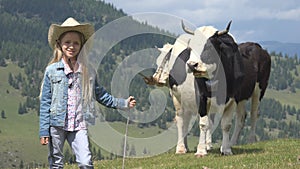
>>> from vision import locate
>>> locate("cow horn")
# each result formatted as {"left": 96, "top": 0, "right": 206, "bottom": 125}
{"left": 217, "top": 20, "right": 232, "bottom": 36}
{"left": 181, "top": 20, "right": 194, "bottom": 35}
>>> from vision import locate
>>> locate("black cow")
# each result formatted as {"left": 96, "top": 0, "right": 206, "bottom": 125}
{"left": 187, "top": 24, "right": 271, "bottom": 155}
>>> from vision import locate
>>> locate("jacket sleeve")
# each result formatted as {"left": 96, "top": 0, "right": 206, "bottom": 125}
{"left": 94, "top": 80, "right": 128, "bottom": 109}
{"left": 39, "top": 70, "right": 51, "bottom": 137}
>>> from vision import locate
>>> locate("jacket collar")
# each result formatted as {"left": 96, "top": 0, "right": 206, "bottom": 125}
{"left": 55, "top": 60, "right": 65, "bottom": 71}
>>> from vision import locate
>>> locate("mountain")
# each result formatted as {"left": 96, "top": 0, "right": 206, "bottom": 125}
{"left": 259, "top": 41, "right": 300, "bottom": 57}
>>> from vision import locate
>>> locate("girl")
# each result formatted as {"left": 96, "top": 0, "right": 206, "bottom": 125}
{"left": 39, "top": 17, "right": 136, "bottom": 169}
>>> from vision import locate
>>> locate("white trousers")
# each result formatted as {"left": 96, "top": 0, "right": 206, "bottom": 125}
{"left": 48, "top": 126, "right": 93, "bottom": 169}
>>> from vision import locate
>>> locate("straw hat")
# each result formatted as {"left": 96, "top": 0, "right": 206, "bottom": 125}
{"left": 48, "top": 17, "right": 94, "bottom": 49}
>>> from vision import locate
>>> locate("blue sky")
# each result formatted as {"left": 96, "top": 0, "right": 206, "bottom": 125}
{"left": 103, "top": 0, "right": 300, "bottom": 43}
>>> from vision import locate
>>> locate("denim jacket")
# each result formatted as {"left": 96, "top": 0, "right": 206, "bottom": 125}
{"left": 39, "top": 60, "right": 128, "bottom": 137}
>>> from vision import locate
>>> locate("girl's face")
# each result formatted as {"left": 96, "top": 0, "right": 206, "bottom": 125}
{"left": 60, "top": 32, "right": 82, "bottom": 60}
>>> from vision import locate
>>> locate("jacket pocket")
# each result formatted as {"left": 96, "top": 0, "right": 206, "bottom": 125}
{"left": 50, "top": 76, "right": 65, "bottom": 102}
{"left": 51, "top": 76, "right": 63, "bottom": 83}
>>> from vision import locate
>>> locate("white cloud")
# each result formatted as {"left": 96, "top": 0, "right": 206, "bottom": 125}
{"left": 276, "top": 8, "right": 300, "bottom": 20}
{"left": 105, "top": 0, "right": 299, "bottom": 21}
{"left": 103, "top": 0, "right": 300, "bottom": 43}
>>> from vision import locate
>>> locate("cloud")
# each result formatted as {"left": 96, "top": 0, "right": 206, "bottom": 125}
{"left": 103, "top": 0, "right": 300, "bottom": 43}
{"left": 276, "top": 8, "right": 300, "bottom": 20}
{"left": 106, "top": 0, "right": 299, "bottom": 21}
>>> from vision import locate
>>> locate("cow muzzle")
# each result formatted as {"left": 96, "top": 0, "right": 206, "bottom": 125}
{"left": 187, "top": 61, "right": 209, "bottom": 79}
{"left": 141, "top": 70, "right": 168, "bottom": 87}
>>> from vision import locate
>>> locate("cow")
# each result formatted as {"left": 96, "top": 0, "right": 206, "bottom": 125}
{"left": 142, "top": 22, "right": 242, "bottom": 156}
{"left": 186, "top": 22, "right": 271, "bottom": 155}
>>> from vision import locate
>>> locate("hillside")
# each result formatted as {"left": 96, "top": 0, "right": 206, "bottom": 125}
{"left": 1, "top": 0, "right": 300, "bottom": 168}
{"left": 260, "top": 41, "right": 300, "bottom": 58}
{"left": 70, "top": 139, "right": 300, "bottom": 169}
{"left": 0, "top": 62, "right": 48, "bottom": 168}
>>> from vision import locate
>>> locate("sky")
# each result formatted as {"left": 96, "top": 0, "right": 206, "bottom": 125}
{"left": 102, "top": 0, "right": 300, "bottom": 43}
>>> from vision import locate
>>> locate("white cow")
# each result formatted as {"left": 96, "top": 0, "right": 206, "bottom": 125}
{"left": 144, "top": 32, "right": 214, "bottom": 156}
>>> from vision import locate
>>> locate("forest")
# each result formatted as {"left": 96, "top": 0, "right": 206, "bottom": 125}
{"left": 0, "top": 0, "right": 300, "bottom": 167}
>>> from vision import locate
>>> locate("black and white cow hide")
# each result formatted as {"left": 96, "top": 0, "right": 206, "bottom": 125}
{"left": 187, "top": 25, "right": 271, "bottom": 156}
{"left": 143, "top": 21, "right": 241, "bottom": 156}
{"left": 143, "top": 33, "right": 214, "bottom": 156}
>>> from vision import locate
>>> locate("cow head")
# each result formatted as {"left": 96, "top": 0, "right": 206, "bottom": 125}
{"left": 142, "top": 43, "right": 173, "bottom": 86}
{"left": 186, "top": 21, "right": 233, "bottom": 78}
{"left": 143, "top": 34, "right": 193, "bottom": 88}
{"left": 186, "top": 21, "right": 245, "bottom": 96}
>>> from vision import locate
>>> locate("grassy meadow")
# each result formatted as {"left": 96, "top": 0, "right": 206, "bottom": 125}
{"left": 67, "top": 138, "right": 300, "bottom": 169}
{"left": 0, "top": 63, "right": 49, "bottom": 167}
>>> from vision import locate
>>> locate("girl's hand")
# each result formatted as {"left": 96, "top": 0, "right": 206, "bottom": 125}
{"left": 40, "top": 137, "right": 49, "bottom": 145}
{"left": 127, "top": 96, "right": 136, "bottom": 108}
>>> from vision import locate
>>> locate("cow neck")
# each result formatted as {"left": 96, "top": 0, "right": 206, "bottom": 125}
{"left": 158, "top": 48, "right": 172, "bottom": 71}
{"left": 169, "top": 47, "right": 192, "bottom": 88}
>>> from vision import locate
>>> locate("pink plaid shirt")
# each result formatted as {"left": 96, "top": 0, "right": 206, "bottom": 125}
{"left": 62, "top": 59, "right": 87, "bottom": 131}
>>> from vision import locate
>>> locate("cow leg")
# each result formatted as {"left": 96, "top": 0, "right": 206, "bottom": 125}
{"left": 206, "top": 114, "right": 213, "bottom": 151}
{"left": 175, "top": 112, "right": 191, "bottom": 154}
{"left": 230, "top": 100, "right": 247, "bottom": 146}
{"left": 195, "top": 94, "right": 209, "bottom": 157}
{"left": 195, "top": 115, "right": 209, "bottom": 157}
{"left": 172, "top": 95, "right": 187, "bottom": 154}
{"left": 183, "top": 110, "right": 192, "bottom": 152}
{"left": 248, "top": 83, "right": 260, "bottom": 143}
{"left": 220, "top": 99, "right": 236, "bottom": 155}
{"left": 205, "top": 100, "right": 213, "bottom": 151}
{"left": 205, "top": 98, "right": 222, "bottom": 151}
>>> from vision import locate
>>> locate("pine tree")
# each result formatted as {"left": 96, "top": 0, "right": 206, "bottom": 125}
{"left": 19, "top": 160, "right": 24, "bottom": 169}
{"left": 129, "top": 145, "right": 136, "bottom": 156}
{"left": 8, "top": 72, "right": 13, "bottom": 86}
{"left": 143, "top": 147, "right": 147, "bottom": 155}
{"left": 0, "top": 57, "right": 7, "bottom": 67}
{"left": 96, "top": 149, "right": 102, "bottom": 160}
{"left": 18, "top": 103, "right": 24, "bottom": 115}
{"left": 1, "top": 110, "right": 6, "bottom": 119}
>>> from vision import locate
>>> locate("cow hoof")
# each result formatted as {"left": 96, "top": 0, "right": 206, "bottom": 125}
{"left": 221, "top": 151, "right": 233, "bottom": 156}
{"left": 195, "top": 153, "right": 206, "bottom": 158}
{"left": 206, "top": 144, "right": 213, "bottom": 151}
{"left": 175, "top": 145, "right": 187, "bottom": 154}
{"left": 175, "top": 150, "right": 186, "bottom": 154}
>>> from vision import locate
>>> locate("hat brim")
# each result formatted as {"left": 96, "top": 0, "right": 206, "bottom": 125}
{"left": 48, "top": 23, "right": 94, "bottom": 49}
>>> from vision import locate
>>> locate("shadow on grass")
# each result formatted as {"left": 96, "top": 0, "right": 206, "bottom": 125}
{"left": 189, "top": 146, "right": 264, "bottom": 156}
{"left": 231, "top": 146, "right": 264, "bottom": 155}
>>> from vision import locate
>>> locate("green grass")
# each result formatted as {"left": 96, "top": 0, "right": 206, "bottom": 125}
{"left": 265, "top": 88, "right": 300, "bottom": 109}
{"left": 0, "top": 63, "right": 49, "bottom": 167}
{"left": 108, "top": 121, "right": 166, "bottom": 138}
{"left": 62, "top": 138, "right": 300, "bottom": 169}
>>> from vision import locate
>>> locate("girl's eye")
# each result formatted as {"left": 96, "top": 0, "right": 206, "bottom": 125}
{"left": 64, "top": 41, "right": 71, "bottom": 44}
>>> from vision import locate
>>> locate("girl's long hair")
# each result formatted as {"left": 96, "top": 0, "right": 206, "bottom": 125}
{"left": 78, "top": 42, "right": 94, "bottom": 105}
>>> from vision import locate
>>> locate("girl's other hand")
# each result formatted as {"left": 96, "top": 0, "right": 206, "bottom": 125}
{"left": 127, "top": 96, "right": 136, "bottom": 108}
{"left": 40, "top": 137, "right": 49, "bottom": 145}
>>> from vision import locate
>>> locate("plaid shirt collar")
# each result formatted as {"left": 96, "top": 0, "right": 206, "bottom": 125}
{"left": 61, "top": 59, "right": 82, "bottom": 75}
